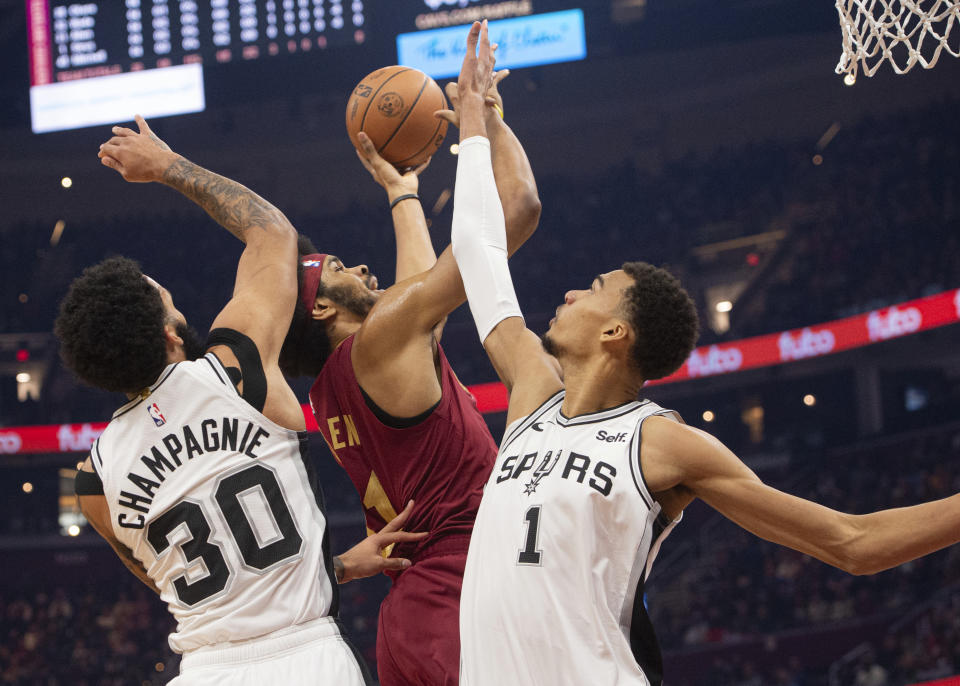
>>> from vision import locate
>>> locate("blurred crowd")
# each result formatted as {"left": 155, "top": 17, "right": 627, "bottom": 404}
{"left": 733, "top": 100, "right": 960, "bottom": 338}
{"left": 0, "top": 522, "right": 388, "bottom": 686}
{"left": 0, "top": 584, "right": 172, "bottom": 685}
{"left": 649, "top": 424, "right": 960, "bottom": 686}
{"left": 850, "top": 588, "right": 960, "bottom": 686}
{"left": 1, "top": 90, "right": 959, "bottom": 685}
{"left": 1, "top": 423, "right": 958, "bottom": 685}
{"left": 3, "top": 98, "right": 960, "bottom": 427}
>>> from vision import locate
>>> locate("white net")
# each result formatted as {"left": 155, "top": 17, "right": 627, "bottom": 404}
{"left": 835, "top": 0, "right": 960, "bottom": 79}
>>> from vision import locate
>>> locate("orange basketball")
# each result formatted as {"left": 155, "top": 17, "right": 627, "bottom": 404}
{"left": 346, "top": 66, "right": 449, "bottom": 169}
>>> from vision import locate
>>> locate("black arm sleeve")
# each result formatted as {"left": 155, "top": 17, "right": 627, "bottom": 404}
{"left": 206, "top": 327, "right": 268, "bottom": 412}
{"left": 75, "top": 469, "right": 105, "bottom": 496}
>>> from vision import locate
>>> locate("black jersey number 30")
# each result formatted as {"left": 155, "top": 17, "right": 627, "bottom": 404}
{"left": 147, "top": 464, "right": 303, "bottom": 606}
{"left": 518, "top": 505, "right": 544, "bottom": 566}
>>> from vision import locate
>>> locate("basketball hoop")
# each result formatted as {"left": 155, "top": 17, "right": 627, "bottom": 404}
{"left": 835, "top": 0, "right": 960, "bottom": 81}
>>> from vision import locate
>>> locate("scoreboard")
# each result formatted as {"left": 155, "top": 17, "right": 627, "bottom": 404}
{"left": 27, "top": 0, "right": 368, "bottom": 133}
{"left": 26, "top": 0, "right": 594, "bottom": 134}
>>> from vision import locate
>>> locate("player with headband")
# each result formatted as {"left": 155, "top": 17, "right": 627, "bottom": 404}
{"left": 449, "top": 22, "right": 960, "bottom": 686}
{"left": 275, "top": 23, "right": 540, "bottom": 686}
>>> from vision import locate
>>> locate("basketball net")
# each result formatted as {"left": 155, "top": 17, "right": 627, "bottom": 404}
{"left": 835, "top": 0, "right": 960, "bottom": 80}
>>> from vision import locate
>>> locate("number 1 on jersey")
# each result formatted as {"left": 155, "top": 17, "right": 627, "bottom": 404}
{"left": 518, "top": 505, "right": 543, "bottom": 566}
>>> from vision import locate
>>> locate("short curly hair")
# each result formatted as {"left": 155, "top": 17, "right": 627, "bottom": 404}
{"left": 54, "top": 256, "right": 169, "bottom": 394}
{"left": 620, "top": 261, "right": 699, "bottom": 381}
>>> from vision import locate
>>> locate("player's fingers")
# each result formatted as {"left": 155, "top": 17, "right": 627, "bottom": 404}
{"left": 379, "top": 531, "right": 429, "bottom": 546}
{"left": 488, "top": 44, "right": 498, "bottom": 73}
{"left": 99, "top": 141, "right": 123, "bottom": 156}
{"left": 134, "top": 114, "right": 151, "bottom": 134}
{"left": 356, "top": 131, "right": 380, "bottom": 159}
{"left": 355, "top": 149, "right": 377, "bottom": 175}
{"left": 100, "top": 156, "right": 123, "bottom": 172}
{"left": 478, "top": 21, "right": 490, "bottom": 60}
{"left": 444, "top": 81, "right": 459, "bottom": 102}
{"left": 380, "top": 500, "right": 415, "bottom": 533}
{"left": 412, "top": 157, "right": 432, "bottom": 176}
{"left": 111, "top": 125, "right": 137, "bottom": 137}
{"left": 491, "top": 69, "right": 510, "bottom": 88}
{"left": 465, "top": 21, "right": 481, "bottom": 55}
{"left": 379, "top": 558, "right": 413, "bottom": 572}
{"left": 434, "top": 110, "right": 458, "bottom": 125}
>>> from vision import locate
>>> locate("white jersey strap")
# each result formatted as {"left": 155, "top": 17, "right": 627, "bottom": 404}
{"left": 501, "top": 390, "right": 565, "bottom": 451}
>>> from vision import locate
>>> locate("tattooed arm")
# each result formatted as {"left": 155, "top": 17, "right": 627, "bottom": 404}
{"left": 99, "top": 115, "right": 292, "bottom": 244}
{"left": 99, "top": 116, "right": 304, "bottom": 430}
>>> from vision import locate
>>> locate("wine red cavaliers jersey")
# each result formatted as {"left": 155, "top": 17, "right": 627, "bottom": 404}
{"left": 308, "top": 334, "right": 497, "bottom": 560}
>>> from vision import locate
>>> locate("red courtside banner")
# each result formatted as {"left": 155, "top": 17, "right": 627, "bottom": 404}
{"left": 909, "top": 678, "right": 960, "bottom": 686}
{"left": 1, "top": 288, "right": 958, "bottom": 455}
{"left": 646, "top": 287, "right": 960, "bottom": 385}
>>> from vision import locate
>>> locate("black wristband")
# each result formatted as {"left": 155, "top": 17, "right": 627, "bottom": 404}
{"left": 390, "top": 193, "right": 419, "bottom": 210}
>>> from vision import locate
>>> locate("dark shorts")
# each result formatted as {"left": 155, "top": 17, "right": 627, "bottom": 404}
{"left": 376, "top": 543, "right": 467, "bottom": 686}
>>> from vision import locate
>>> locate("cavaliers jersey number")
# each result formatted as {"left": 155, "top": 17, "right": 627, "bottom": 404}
{"left": 147, "top": 463, "right": 304, "bottom": 606}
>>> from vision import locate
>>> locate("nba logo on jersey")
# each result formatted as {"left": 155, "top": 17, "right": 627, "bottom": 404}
{"left": 147, "top": 403, "right": 166, "bottom": 427}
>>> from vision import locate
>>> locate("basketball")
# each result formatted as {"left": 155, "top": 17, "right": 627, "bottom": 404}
{"left": 346, "top": 65, "right": 449, "bottom": 169}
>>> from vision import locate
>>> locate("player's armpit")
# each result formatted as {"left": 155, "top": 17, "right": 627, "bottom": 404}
{"left": 641, "top": 417, "right": 960, "bottom": 576}
{"left": 483, "top": 317, "right": 563, "bottom": 426}
{"left": 77, "top": 489, "right": 160, "bottom": 595}
{"left": 209, "top": 232, "right": 299, "bottom": 367}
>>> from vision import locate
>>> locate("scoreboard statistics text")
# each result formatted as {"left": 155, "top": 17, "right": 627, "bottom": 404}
{"left": 27, "top": 0, "right": 367, "bottom": 133}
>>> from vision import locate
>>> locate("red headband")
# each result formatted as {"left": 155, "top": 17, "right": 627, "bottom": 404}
{"left": 299, "top": 253, "right": 328, "bottom": 314}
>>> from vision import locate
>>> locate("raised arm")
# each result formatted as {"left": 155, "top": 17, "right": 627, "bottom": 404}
{"left": 354, "top": 132, "right": 436, "bottom": 283}
{"left": 447, "top": 22, "right": 562, "bottom": 425}
{"left": 439, "top": 69, "right": 541, "bottom": 250}
{"left": 353, "top": 63, "right": 541, "bottom": 348}
{"left": 99, "top": 116, "right": 302, "bottom": 427}
{"left": 643, "top": 416, "right": 960, "bottom": 576}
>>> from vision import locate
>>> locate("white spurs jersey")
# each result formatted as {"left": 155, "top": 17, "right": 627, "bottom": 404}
{"left": 91, "top": 354, "right": 337, "bottom": 653}
{"left": 460, "top": 391, "right": 682, "bottom": 686}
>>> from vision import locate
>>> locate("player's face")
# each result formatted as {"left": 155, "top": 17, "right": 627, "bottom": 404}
{"left": 543, "top": 270, "right": 633, "bottom": 358}
{"left": 319, "top": 255, "right": 382, "bottom": 318}
{"left": 144, "top": 275, "right": 186, "bottom": 328}
{"left": 322, "top": 255, "right": 381, "bottom": 291}
{"left": 143, "top": 275, "right": 205, "bottom": 361}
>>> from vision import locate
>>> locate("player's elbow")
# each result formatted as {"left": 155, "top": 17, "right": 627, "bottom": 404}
{"left": 249, "top": 207, "right": 296, "bottom": 243}
{"left": 833, "top": 514, "right": 884, "bottom": 576}
{"left": 507, "top": 189, "right": 541, "bottom": 244}
{"left": 269, "top": 211, "right": 298, "bottom": 241}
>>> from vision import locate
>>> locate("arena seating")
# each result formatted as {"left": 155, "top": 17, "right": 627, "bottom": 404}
{"left": 1, "top": 98, "right": 958, "bottom": 685}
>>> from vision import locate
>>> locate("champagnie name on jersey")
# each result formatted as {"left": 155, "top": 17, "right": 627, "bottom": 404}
{"left": 115, "top": 417, "right": 270, "bottom": 529}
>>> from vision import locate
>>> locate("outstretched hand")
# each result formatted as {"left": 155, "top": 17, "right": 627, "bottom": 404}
{"left": 449, "top": 20, "right": 497, "bottom": 140}
{"left": 458, "top": 20, "right": 497, "bottom": 101}
{"left": 98, "top": 115, "right": 178, "bottom": 183}
{"left": 354, "top": 131, "right": 430, "bottom": 200}
{"left": 435, "top": 69, "right": 509, "bottom": 130}
{"left": 335, "top": 500, "right": 428, "bottom": 583}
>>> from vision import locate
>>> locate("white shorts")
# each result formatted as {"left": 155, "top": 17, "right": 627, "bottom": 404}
{"left": 170, "top": 616, "right": 368, "bottom": 686}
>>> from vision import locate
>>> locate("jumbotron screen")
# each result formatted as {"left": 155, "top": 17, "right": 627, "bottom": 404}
{"left": 25, "top": 0, "right": 592, "bottom": 134}
{"left": 26, "top": 0, "right": 369, "bottom": 133}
